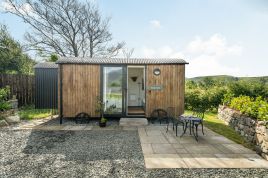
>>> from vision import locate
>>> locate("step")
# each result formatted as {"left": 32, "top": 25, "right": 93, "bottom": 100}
{"left": 119, "top": 118, "right": 148, "bottom": 126}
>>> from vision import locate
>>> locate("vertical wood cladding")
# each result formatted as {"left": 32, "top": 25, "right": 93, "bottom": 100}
{"left": 145, "top": 65, "right": 185, "bottom": 117}
{"left": 60, "top": 64, "right": 100, "bottom": 117}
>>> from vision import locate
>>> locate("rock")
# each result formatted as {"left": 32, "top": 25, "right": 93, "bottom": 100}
{"left": 257, "top": 121, "right": 265, "bottom": 126}
{"left": 239, "top": 124, "right": 244, "bottom": 130}
{"left": 240, "top": 130, "right": 245, "bottom": 136}
{"left": 264, "top": 135, "right": 268, "bottom": 142}
{"left": 244, "top": 117, "right": 252, "bottom": 126}
{"left": 255, "top": 145, "right": 263, "bottom": 154}
{"left": 256, "top": 134, "right": 264, "bottom": 144}
{"left": 250, "top": 119, "right": 256, "bottom": 125}
{"left": 256, "top": 126, "right": 266, "bottom": 134}
{"left": 0, "top": 120, "right": 9, "bottom": 127}
{"left": 5, "top": 114, "right": 20, "bottom": 124}
{"left": 261, "top": 153, "right": 268, "bottom": 161}
{"left": 247, "top": 135, "right": 254, "bottom": 143}
{"left": 235, "top": 126, "right": 239, "bottom": 132}
{"left": 9, "top": 99, "right": 18, "bottom": 109}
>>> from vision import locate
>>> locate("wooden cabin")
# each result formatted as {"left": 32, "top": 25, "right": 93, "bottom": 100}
{"left": 56, "top": 57, "right": 188, "bottom": 123}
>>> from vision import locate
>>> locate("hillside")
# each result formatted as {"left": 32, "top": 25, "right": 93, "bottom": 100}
{"left": 187, "top": 75, "right": 268, "bottom": 84}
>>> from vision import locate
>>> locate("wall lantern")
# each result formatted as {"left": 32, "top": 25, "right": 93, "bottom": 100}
{"left": 153, "top": 68, "right": 161, "bottom": 76}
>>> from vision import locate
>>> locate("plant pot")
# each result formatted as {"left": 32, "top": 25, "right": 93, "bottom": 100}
{"left": 99, "top": 121, "right": 107, "bottom": 127}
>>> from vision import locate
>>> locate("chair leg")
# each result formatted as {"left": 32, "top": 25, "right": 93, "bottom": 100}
{"left": 189, "top": 122, "right": 192, "bottom": 135}
{"left": 166, "top": 122, "right": 169, "bottom": 133}
{"left": 176, "top": 124, "right": 178, "bottom": 136}
{"left": 195, "top": 124, "right": 198, "bottom": 137}
{"left": 201, "top": 122, "right": 204, "bottom": 135}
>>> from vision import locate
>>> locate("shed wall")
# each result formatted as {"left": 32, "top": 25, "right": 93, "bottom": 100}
{"left": 145, "top": 65, "right": 185, "bottom": 117}
{"left": 59, "top": 64, "right": 185, "bottom": 118}
{"left": 35, "top": 68, "right": 58, "bottom": 109}
{"left": 60, "top": 64, "right": 100, "bottom": 117}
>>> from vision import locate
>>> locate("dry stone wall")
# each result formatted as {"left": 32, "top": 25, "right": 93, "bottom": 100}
{"left": 218, "top": 105, "right": 268, "bottom": 160}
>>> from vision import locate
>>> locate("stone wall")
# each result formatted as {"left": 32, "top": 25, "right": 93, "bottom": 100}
{"left": 218, "top": 105, "right": 268, "bottom": 160}
{"left": 0, "top": 99, "right": 20, "bottom": 127}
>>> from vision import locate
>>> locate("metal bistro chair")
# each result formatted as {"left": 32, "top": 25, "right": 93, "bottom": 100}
{"left": 150, "top": 108, "right": 168, "bottom": 124}
{"left": 75, "top": 112, "right": 91, "bottom": 124}
{"left": 191, "top": 110, "right": 205, "bottom": 137}
{"left": 166, "top": 107, "right": 185, "bottom": 136}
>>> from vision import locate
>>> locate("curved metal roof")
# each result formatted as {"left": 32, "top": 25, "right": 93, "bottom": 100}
{"left": 56, "top": 57, "right": 188, "bottom": 65}
{"left": 34, "top": 62, "right": 58, "bottom": 69}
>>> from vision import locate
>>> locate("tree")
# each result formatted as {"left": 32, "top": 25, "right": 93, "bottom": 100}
{"left": 0, "top": 24, "right": 35, "bottom": 74}
{"left": 47, "top": 54, "right": 59, "bottom": 62}
{"left": 5, "top": 0, "right": 125, "bottom": 58}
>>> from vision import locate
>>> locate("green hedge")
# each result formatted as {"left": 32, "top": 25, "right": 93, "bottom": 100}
{"left": 0, "top": 86, "right": 11, "bottom": 111}
{"left": 229, "top": 96, "right": 268, "bottom": 121}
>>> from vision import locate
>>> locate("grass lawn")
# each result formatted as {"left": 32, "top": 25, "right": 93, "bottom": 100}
{"left": 185, "top": 110, "right": 254, "bottom": 150}
{"left": 19, "top": 106, "right": 54, "bottom": 120}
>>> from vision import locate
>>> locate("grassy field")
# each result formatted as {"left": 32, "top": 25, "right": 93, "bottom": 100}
{"left": 19, "top": 106, "right": 54, "bottom": 120}
{"left": 185, "top": 110, "right": 254, "bottom": 149}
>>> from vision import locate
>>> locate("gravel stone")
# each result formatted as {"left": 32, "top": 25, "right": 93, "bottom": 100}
{"left": 0, "top": 128, "right": 268, "bottom": 177}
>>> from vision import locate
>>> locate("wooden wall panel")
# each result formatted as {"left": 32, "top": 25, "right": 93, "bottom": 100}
{"left": 60, "top": 64, "right": 100, "bottom": 117}
{"left": 145, "top": 65, "right": 185, "bottom": 117}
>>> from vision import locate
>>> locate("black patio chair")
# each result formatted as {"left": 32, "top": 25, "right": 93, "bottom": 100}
{"left": 191, "top": 110, "right": 205, "bottom": 136}
{"left": 150, "top": 108, "right": 168, "bottom": 124}
{"left": 166, "top": 107, "right": 184, "bottom": 136}
{"left": 75, "top": 112, "right": 91, "bottom": 124}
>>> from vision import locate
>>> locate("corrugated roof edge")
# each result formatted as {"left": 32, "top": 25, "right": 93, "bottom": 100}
{"left": 34, "top": 62, "right": 58, "bottom": 69}
{"left": 56, "top": 57, "right": 189, "bottom": 64}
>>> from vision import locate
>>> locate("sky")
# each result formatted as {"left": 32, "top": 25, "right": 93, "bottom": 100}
{"left": 0, "top": 0, "right": 268, "bottom": 78}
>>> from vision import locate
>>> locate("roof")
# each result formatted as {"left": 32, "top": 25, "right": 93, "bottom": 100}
{"left": 34, "top": 62, "right": 58, "bottom": 69}
{"left": 56, "top": 57, "right": 188, "bottom": 65}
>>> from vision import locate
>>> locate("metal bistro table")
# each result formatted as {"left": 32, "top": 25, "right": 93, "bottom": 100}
{"left": 180, "top": 116, "right": 203, "bottom": 141}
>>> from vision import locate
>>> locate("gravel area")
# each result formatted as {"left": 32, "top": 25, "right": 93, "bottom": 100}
{"left": 0, "top": 129, "right": 268, "bottom": 177}
{"left": 42, "top": 117, "right": 120, "bottom": 126}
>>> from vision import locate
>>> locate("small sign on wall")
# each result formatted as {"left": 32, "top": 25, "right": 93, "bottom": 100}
{"left": 147, "top": 85, "right": 163, "bottom": 90}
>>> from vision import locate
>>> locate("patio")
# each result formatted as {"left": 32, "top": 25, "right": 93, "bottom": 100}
{"left": 139, "top": 125, "right": 268, "bottom": 169}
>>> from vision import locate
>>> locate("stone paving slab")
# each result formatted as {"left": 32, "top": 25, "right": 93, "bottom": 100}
{"left": 145, "top": 158, "right": 188, "bottom": 168}
{"left": 139, "top": 125, "right": 268, "bottom": 169}
{"left": 141, "top": 144, "right": 154, "bottom": 154}
{"left": 152, "top": 144, "right": 177, "bottom": 154}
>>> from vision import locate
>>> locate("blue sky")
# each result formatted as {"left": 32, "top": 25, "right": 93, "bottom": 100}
{"left": 0, "top": 0, "right": 268, "bottom": 77}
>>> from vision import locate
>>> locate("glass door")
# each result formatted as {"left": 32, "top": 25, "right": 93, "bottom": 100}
{"left": 102, "top": 66, "right": 125, "bottom": 116}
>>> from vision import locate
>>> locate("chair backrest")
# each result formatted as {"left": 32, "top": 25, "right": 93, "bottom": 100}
{"left": 192, "top": 109, "right": 204, "bottom": 119}
{"left": 157, "top": 109, "right": 168, "bottom": 118}
{"left": 75, "top": 112, "right": 90, "bottom": 119}
{"left": 150, "top": 109, "right": 159, "bottom": 118}
{"left": 166, "top": 107, "right": 175, "bottom": 118}
{"left": 150, "top": 108, "right": 168, "bottom": 118}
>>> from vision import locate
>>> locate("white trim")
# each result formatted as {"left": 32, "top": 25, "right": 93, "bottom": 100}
{"left": 126, "top": 66, "right": 146, "bottom": 116}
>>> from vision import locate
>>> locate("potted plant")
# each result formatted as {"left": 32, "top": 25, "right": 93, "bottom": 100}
{"left": 95, "top": 96, "right": 116, "bottom": 127}
{"left": 99, "top": 117, "right": 107, "bottom": 127}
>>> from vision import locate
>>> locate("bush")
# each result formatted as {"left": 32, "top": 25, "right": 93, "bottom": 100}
{"left": 229, "top": 96, "right": 268, "bottom": 121}
{"left": 228, "top": 80, "right": 268, "bottom": 99}
{"left": 0, "top": 86, "right": 11, "bottom": 111}
{"left": 185, "top": 87, "right": 226, "bottom": 112}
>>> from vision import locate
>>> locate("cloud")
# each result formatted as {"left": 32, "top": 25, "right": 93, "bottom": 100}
{"left": 186, "top": 54, "right": 240, "bottom": 77}
{"left": 186, "top": 34, "right": 242, "bottom": 57}
{"left": 184, "top": 34, "right": 242, "bottom": 77}
{"left": 149, "top": 20, "right": 161, "bottom": 28}
{"left": 0, "top": 1, "right": 33, "bottom": 14}
{"left": 140, "top": 34, "right": 243, "bottom": 77}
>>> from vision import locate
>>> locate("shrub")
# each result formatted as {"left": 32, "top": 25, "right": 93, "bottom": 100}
{"left": 229, "top": 96, "right": 268, "bottom": 121}
{"left": 185, "top": 87, "right": 226, "bottom": 112}
{"left": 0, "top": 86, "right": 11, "bottom": 111}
